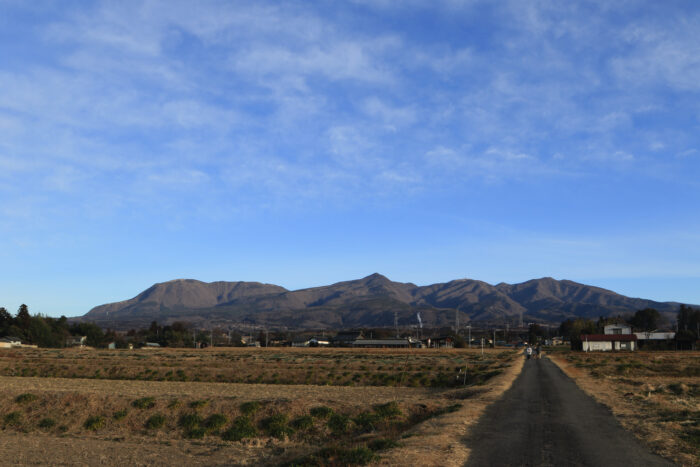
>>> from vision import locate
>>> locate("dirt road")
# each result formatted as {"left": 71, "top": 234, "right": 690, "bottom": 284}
{"left": 464, "top": 356, "right": 674, "bottom": 466}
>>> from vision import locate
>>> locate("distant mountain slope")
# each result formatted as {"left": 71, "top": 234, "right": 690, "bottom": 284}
{"left": 81, "top": 274, "right": 686, "bottom": 330}
{"left": 87, "top": 279, "right": 287, "bottom": 319}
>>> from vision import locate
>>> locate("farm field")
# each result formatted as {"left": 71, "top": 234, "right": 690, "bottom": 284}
{"left": 0, "top": 347, "right": 522, "bottom": 466}
{"left": 550, "top": 351, "right": 700, "bottom": 466}
{"left": 0, "top": 347, "right": 509, "bottom": 387}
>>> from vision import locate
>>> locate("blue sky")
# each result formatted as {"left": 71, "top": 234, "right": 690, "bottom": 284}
{"left": 1, "top": 0, "right": 699, "bottom": 317}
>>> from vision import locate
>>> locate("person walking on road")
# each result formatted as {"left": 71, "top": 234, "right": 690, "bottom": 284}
{"left": 525, "top": 345, "right": 532, "bottom": 360}
{"left": 534, "top": 345, "right": 541, "bottom": 359}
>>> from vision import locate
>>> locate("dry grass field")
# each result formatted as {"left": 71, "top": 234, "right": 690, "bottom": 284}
{"left": 0, "top": 347, "right": 521, "bottom": 466}
{"left": 0, "top": 347, "right": 509, "bottom": 387}
{"left": 550, "top": 351, "right": 700, "bottom": 466}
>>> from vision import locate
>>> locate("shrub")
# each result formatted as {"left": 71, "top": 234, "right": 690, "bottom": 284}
{"left": 204, "top": 413, "right": 228, "bottom": 432}
{"left": 38, "top": 418, "right": 56, "bottom": 429}
{"left": 132, "top": 397, "right": 156, "bottom": 409}
{"left": 374, "top": 401, "right": 402, "bottom": 419}
{"left": 178, "top": 413, "right": 202, "bottom": 431}
{"left": 84, "top": 415, "right": 105, "bottom": 431}
{"left": 310, "top": 406, "right": 334, "bottom": 419}
{"left": 291, "top": 415, "right": 314, "bottom": 431}
{"left": 167, "top": 399, "right": 181, "bottom": 409}
{"left": 368, "top": 438, "right": 399, "bottom": 451}
{"left": 328, "top": 413, "right": 351, "bottom": 434}
{"left": 145, "top": 413, "right": 166, "bottom": 429}
{"left": 184, "top": 427, "right": 206, "bottom": 439}
{"left": 221, "top": 416, "right": 257, "bottom": 441}
{"left": 339, "top": 446, "right": 379, "bottom": 464}
{"left": 113, "top": 409, "right": 128, "bottom": 420}
{"left": 4, "top": 411, "right": 22, "bottom": 426}
{"left": 189, "top": 399, "right": 209, "bottom": 409}
{"left": 354, "top": 411, "right": 382, "bottom": 431}
{"left": 239, "top": 401, "right": 261, "bottom": 416}
{"left": 261, "top": 413, "right": 293, "bottom": 439}
{"left": 15, "top": 393, "right": 38, "bottom": 404}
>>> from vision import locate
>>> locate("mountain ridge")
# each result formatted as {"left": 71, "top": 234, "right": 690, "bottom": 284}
{"left": 82, "top": 274, "right": 688, "bottom": 330}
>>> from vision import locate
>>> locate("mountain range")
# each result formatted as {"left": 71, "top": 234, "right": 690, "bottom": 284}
{"left": 80, "top": 274, "right": 686, "bottom": 330}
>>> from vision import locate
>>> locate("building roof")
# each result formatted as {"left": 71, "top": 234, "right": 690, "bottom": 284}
{"left": 0, "top": 336, "right": 22, "bottom": 343}
{"left": 581, "top": 334, "right": 637, "bottom": 342}
{"left": 352, "top": 338, "right": 411, "bottom": 346}
{"left": 333, "top": 331, "right": 363, "bottom": 339}
{"left": 634, "top": 332, "right": 676, "bottom": 340}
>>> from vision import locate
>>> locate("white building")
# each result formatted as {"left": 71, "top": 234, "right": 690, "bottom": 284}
{"left": 581, "top": 333, "right": 637, "bottom": 352}
{"left": 634, "top": 331, "right": 675, "bottom": 341}
{"left": 603, "top": 324, "right": 632, "bottom": 335}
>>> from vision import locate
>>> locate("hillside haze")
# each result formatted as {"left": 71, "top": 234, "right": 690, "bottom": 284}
{"left": 82, "top": 274, "right": 684, "bottom": 330}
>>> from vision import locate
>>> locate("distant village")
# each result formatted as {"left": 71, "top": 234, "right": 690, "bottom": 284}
{"left": 1, "top": 304, "right": 698, "bottom": 352}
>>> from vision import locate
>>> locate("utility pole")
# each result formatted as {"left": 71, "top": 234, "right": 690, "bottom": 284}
{"left": 467, "top": 325, "right": 471, "bottom": 349}
{"left": 394, "top": 311, "right": 399, "bottom": 338}
{"left": 455, "top": 308, "right": 460, "bottom": 335}
{"left": 493, "top": 329, "right": 496, "bottom": 348}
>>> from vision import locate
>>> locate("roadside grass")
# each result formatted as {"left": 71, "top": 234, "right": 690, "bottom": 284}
{"left": 556, "top": 350, "right": 700, "bottom": 466}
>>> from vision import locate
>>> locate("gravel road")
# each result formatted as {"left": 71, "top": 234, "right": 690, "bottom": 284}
{"left": 464, "top": 356, "right": 675, "bottom": 466}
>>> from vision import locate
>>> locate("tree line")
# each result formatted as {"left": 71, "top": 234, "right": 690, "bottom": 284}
{"left": 0, "top": 304, "right": 110, "bottom": 347}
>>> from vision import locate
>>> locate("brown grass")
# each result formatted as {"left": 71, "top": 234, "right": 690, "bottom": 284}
{"left": 0, "top": 347, "right": 521, "bottom": 466}
{"left": 0, "top": 347, "right": 509, "bottom": 388}
{"left": 550, "top": 351, "right": 700, "bottom": 467}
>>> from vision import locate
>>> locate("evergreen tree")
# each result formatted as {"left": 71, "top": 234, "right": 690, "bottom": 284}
{"left": 16, "top": 304, "right": 31, "bottom": 330}
{"left": 630, "top": 308, "right": 660, "bottom": 333}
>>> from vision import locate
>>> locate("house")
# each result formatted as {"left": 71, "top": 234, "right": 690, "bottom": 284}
{"left": 548, "top": 336, "right": 567, "bottom": 346}
{"left": 425, "top": 336, "right": 453, "bottom": 349}
{"left": 604, "top": 324, "right": 632, "bottom": 335}
{"left": 634, "top": 331, "right": 676, "bottom": 350}
{"left": 66, "top": 336, "right": 87, "bottom": 347}
{"left": 634, "top": 331, "right": 675, "bottom": 340}
{"left": 268, "top": 338, "right": 290, "bottom": 347}
{"left": 331, "top": 331, "right": 364, "bottom": 347}
{"left": 292, "top": 337, "right": 312, "bottom": 347}
{"left": 0, "top": 336, "right": 23, "bottom": 349}
{"left": 292, "top": 337, "right": 331, "bottom": 347}
{"left": 581, "top": 334, "right": 637, "bottom": 352}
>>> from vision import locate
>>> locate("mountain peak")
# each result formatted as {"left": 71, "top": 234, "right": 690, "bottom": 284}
{"left": 363, "top": 272, "right": 390, "bottom": 282}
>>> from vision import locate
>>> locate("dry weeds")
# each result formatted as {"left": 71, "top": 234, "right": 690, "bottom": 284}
{"left": 550, "top": 351, "right": 700, "bottom": 467}
{"left": 0, "top": 347, "right": 506, "bottom": 388}
{"left": 0, "top": 347, "right": 521, "bottom": 466}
